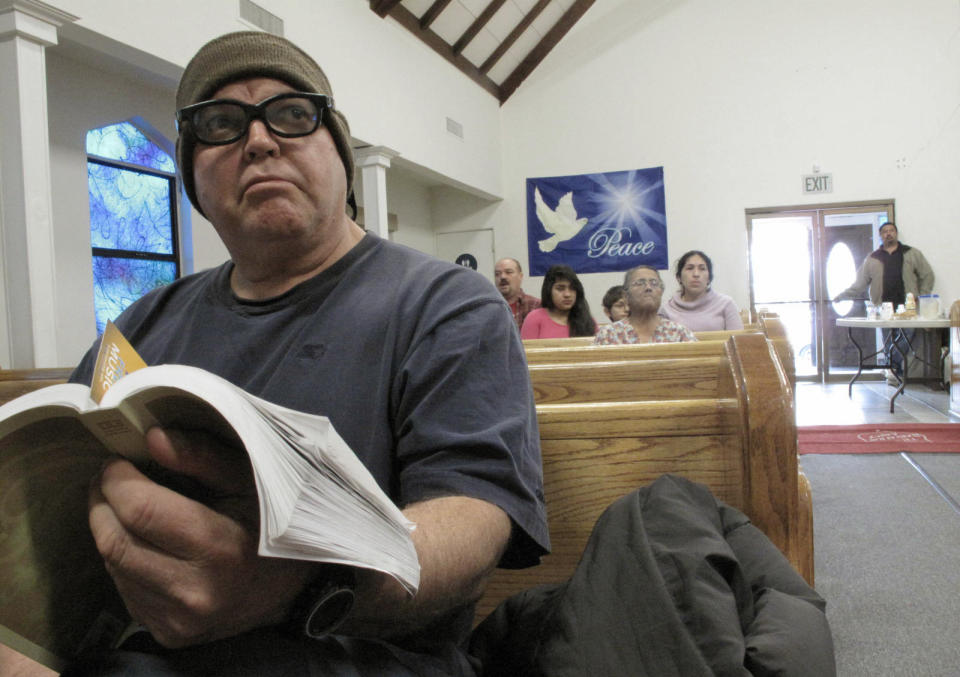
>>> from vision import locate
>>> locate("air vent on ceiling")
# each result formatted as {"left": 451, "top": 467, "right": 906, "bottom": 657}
{"left": 239, "top": 0, "right": 284, "bottom": 36}
{"left": 445, "top": 117, "right": 464, "bottom": 140}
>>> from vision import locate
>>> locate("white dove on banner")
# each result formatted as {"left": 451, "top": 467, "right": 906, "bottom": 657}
{"left": 534, "top": 188, "right": 588, "bottom": 252}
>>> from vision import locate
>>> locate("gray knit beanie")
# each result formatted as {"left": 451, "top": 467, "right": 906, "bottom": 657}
{"left": 176, "top": 31, "right": 354, "bottom": 216}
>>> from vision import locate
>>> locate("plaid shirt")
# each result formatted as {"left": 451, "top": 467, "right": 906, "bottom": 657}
{"left": 510, "top": 292, "right": 542, "bottom": 330}
{"left": 593, "top": 318, "right": 696, "bottom": 344}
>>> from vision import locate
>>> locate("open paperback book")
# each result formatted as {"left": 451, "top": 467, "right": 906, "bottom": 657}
{"left": 0, "top": 322, "right": 419, "bottom": 671}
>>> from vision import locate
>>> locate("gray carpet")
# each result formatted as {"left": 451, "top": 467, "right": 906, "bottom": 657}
{"left": 802, "top": 453, "right": 960, "bottom": 675}
{"left": 906, "top": 454, "right": 960, "bottom": 514}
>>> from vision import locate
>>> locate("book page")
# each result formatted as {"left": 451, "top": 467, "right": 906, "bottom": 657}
{"left": 102, "top": 365, "right": 420, "bottom": 592}
{"left": 99, "top": 369, "right": 244, "bottom": 454}
{"left": 0, "top": 327, "right": 420, "bottom": 665}
{"left": 240, "top": 399, "right": 419, "bottom": 593}
{"left": 0, "top": 418, "right": 130, "bottom": 671}
{"left": 0, "top": 384, "right": 95, "bottom": 441}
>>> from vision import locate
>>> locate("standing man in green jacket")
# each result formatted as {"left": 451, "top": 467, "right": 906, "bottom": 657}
{"left": 836, "top": 221, "right": 935, "bottom": 381}
{"left": 836, "top": 221, "right": 934, "bottom": 307}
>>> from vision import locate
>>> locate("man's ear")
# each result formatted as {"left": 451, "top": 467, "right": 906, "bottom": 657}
{"left": 346, "top": 191, "right": 358, "bottom": 220}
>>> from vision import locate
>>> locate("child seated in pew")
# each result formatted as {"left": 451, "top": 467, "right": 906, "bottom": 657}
{"left": 600, "top": 285, "right": 629, "bottom": 323}
{"left": 594, "top": 265, "right": 696, "bottom": 344}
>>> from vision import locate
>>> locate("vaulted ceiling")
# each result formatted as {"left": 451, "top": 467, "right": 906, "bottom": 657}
{"left": 370, "top": 0, "right": 595, "bottom": 104}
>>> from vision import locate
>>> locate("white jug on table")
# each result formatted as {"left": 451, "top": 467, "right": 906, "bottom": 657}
{"left": 919, "top": 294, "right": 940, "bottom": 319}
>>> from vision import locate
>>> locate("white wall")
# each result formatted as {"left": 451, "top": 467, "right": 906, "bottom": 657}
{"left": 20, "top": 0, "right": 960, "bottom": 362}
{"left": 46, "top": 49, "right": 230, "bottom": 366}
{"left": 383, "top": 170, "right": 435, "bottom": 255}
{"left": 46, "top": 53, "right": 165, "bottom": 364}
{"left": 355, "top": 170, "right": 504, "bottom": 282}
{"left": 48, "top": 0, "right": 504, "bottom": 197}
{"left": 498, "top": 0, "right": 960, "bottom": 322}
{"left": 431, "top": 185, "right": 504, "bottom": 279}
{"left": 29, "top": 0, "right": 509, "bottom": 365}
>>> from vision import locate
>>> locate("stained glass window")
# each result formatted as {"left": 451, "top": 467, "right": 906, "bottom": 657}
{"left": 86, "top": 122, "right": 176, "bottom": 173}
{"left": 88, "top": 164, "right": 174, "bottom": 254}
{"left": 92, "top": 257, "right": 178, "bottom": 333}
{"left": 87, "top": 122, "right": 179, "bottom": 335}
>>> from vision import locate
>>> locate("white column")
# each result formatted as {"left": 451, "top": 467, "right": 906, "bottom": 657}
{"left": 0, "top": 1, "right": 77, "bottom": 367}
{"left": 354, "top": 146, "right": 399, "bottom": 240}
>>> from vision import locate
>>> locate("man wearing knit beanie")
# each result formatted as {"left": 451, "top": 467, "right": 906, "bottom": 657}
{"left": 175, "top": 30, "right": 355, "bottom": 217}
{"left": 60, "top": 30, "right": 548, "bottom": 677}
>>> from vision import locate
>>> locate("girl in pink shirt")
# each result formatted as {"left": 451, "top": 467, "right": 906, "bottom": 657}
{"left": 521, "top": 265, "right": 597, "bottom": 339}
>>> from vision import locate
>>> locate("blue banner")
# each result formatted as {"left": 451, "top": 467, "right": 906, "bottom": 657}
{"left": 526, "top": 167, "right": 667, "bottom": 276}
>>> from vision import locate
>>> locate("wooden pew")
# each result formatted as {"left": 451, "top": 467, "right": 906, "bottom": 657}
{"left": 950, "top": 300, "right": 960, "bottom": 416}
{"left": 695, "top": 327, "right": 756, "bottom": 341}
{"left": 0, "top": 368, "right": 73, "bottom": 406}
{"left": 525, "top": 339, "right": 730, "bottom": 364}
{"left": 0, "top": 363, "right": 811, "bottom": 634}
{"left": 522, "top": 324, "right": 761, "bottom": 349}
{"left": 758, "top": 313, "right": 795, "bottom": 393}
{"left": 477, "top": 332, "right": 812, "bottom": 623}
{"left": 530, "top": 355, "right": 735, "bottom": 403}
{"left": 527, "top": 332, "right": 803, "bottom": 555}
{"left": 522, "top": 336, "right": 596, "bottom": 348}
{"left": 522, "top": 316, "right": 796, "bottom": 393}
{"left": 526, "top": 321, "right": 795, "bottom": 415}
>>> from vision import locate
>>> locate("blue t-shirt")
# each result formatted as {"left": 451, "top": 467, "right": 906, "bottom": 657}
{"left": 72, "top": 233, "right": 549, "bottom": 664}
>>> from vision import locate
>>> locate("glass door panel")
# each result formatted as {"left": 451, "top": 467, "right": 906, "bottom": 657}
{"left": 749, "top": 214, "right": 818, "bottom": 378}
{"left": 822, "top": 209, "right": 889, "bottom": 377}
{"left": 747, "top": 202, "right": 894, "bottom": 383}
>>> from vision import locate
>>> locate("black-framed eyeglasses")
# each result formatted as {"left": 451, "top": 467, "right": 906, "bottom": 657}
{"left": 629, "top": 279, "right": 662, "bottom": 289}
{"left": 176, "top": 92, "right": 332, "bottom": 145}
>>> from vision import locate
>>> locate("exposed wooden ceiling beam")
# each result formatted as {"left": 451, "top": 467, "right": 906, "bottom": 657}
{"left": 452, "top": 0, "right": 506, "bottom": 56}
{"left": 384, "top": 3, "right": 501, "bottom": 99}
{"left": 369, "top": 0, "right": 402, "bottom": 18}
{"left": 371, "top": 0, "right": 595, "bottom": 103}
{"left": 498, "top": 0, "right": 595, "bottom": 104}
{"left": 420, "top": 0, "right": 454, "bottom": 30}
{"left": 479, "top": 0, "right": 550, "bottom": 74}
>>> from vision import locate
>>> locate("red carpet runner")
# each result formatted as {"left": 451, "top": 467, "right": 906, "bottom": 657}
{"left": 798, "top": 423, "right": 960, "bottom": 454}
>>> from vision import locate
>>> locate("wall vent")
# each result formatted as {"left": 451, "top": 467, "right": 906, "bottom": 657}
{"left": 239, "top": 0, "right": 284, "bottom": 36}
{"left": 445, "top": 117, "right": 464, "bottom": 140}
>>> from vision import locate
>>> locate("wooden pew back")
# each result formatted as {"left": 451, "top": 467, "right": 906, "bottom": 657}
{"left": 521, "top": 318, "right": 796, "bottom": 392}
{"left": 950, "top": 300, "right": 960, "bottom": 416}
{"left": 476, "top": 397, "right": 746, "bottom": 621}
{"left": 521, "top": 324, "right": 761, "bottom": 350}
{"left": 0, "top": 361, "right": 807, "bottom": 631}
{"left": 524, "top": 339, "right": 729, "bottom": 364}
{"left": 0, "top": 368, "right": 73, "bottom": 406}
{"left": 530, "top": 355, "right": 736, "bottom": 403}
{"left": 476, "top": 333, "right": 807, "bottom": 622}
{"left": 758, "top": 314, "right": 796, "bottom": 393}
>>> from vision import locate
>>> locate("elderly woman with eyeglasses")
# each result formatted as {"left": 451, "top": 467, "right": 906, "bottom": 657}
{"left": 660, "top": 250, "right": 743, "bottom": 331}
{"left": 593, "top": 265, "right": 696, "bottom": 344}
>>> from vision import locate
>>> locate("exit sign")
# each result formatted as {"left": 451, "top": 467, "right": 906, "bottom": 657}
{"left": 802, "top": 173, "right": 833, "bottom": 194}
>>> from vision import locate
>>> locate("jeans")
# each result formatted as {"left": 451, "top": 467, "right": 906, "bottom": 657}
{"left": 882, "top": 328, "right": 915, "bottom": 378}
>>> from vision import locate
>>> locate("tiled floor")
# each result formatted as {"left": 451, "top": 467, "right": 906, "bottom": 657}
{"left": 795, "top": 378, "right": 959, "bottom": 426}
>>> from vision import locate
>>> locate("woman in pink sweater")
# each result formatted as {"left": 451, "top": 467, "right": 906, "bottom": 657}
{"left": 660, "top": 250, "right": 744, "bottom": 332}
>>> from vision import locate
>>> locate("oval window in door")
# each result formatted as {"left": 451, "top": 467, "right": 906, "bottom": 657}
{"left": 827, "top": 242, "right": 855, "bottom": 316}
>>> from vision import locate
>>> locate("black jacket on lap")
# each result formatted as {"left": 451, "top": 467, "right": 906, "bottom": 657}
{"left": 470, "top": 474, "right": 836, "bottom": 677}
